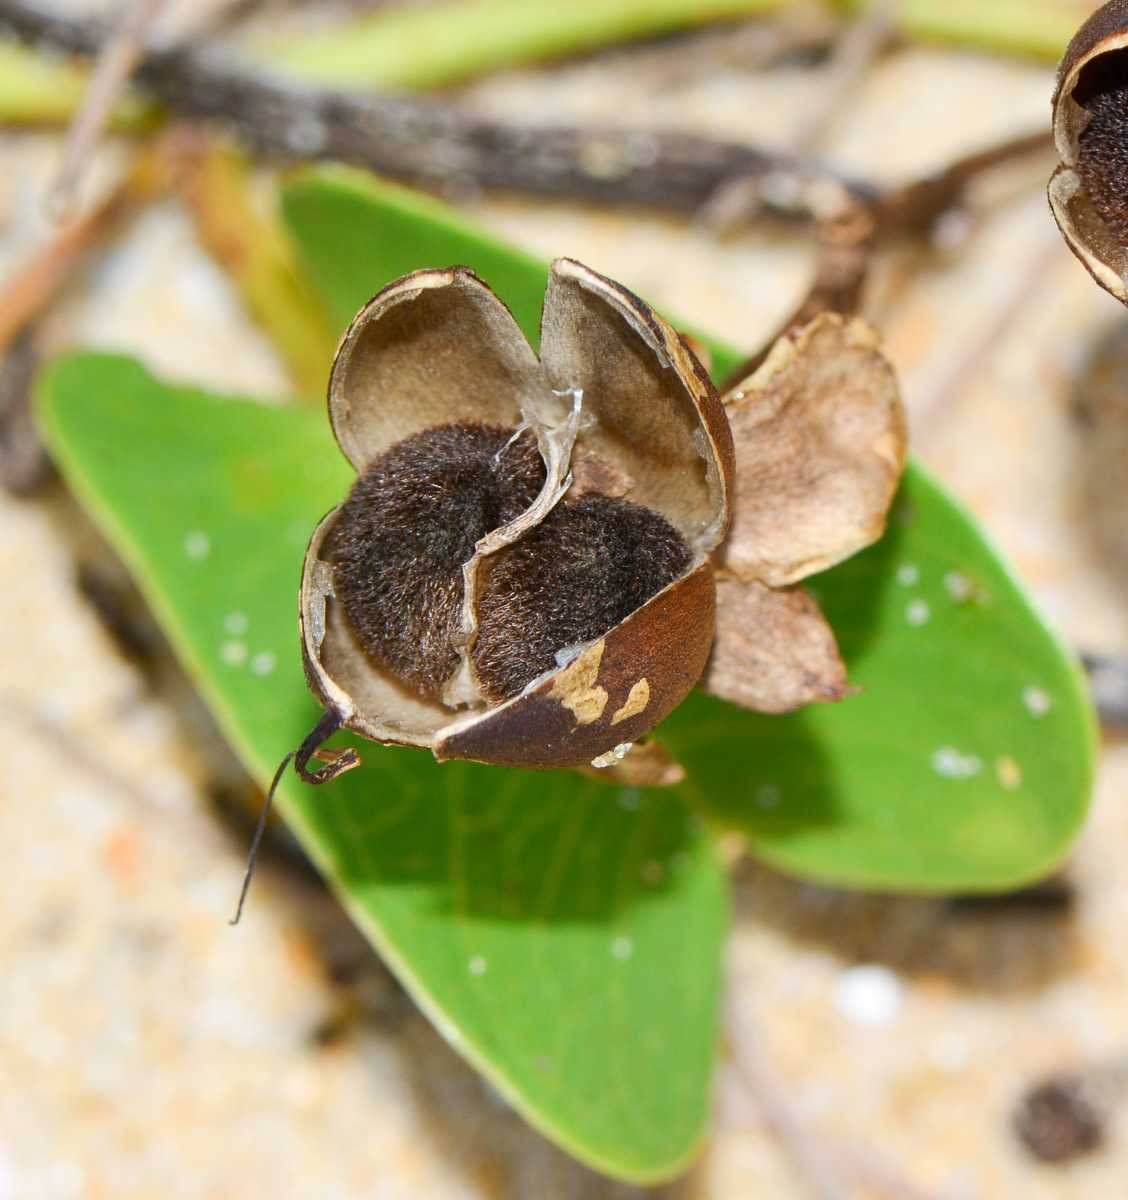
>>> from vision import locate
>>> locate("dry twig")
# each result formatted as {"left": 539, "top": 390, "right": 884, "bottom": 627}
{"left": 49, "top": 0, "right": 169, "bottom": 219}
{"left": 725, "top": 990, "right": 852, "bottom": 1200}
{"left": 0, "top": 0, "right": 877, "bottom": 216}
{"left": 0, "top": 140, "right": 172, "bottom": 355}
{"left": 725, "top": 989, "right": 955, "bottom": 1200}
{"left": 791, "top": 0, "right": 899, "bottom": 151}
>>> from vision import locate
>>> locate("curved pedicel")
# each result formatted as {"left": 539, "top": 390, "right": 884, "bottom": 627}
{"left": 1050, "top": 0, "right": 1128, "bottom": 303}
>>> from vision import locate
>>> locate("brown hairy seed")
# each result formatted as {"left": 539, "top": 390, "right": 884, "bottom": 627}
{"left": 473, "top": 492, "right": 694, "bottom": 702}
{"left": 331, "top": 422, "right": 546, "bottom": 698}
{"left": 331, "top": 418, "right": 695, "bottom": 707}
{"left": 1073, "top": 48, "right": 1128, "bottom": 243}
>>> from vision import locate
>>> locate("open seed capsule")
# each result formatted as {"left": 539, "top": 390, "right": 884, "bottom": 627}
{"left": 300, "top": 259, "right": 735, "bottom": 770}
{"left": 1050, "top": 0, "right": 1128, "bottom": 303}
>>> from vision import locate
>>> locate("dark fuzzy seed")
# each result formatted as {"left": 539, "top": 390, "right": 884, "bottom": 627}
{"left": 473, "top": 491, "right": 693, "bottom": 702}
{"left": 331, "top": 420, "right": 694, "bottom": 705}
{"left": 1075, "top": 49, "right": 1128, "bottom": 244}
{"left": 332, "top": 423, "right": 545, "bottom": 697}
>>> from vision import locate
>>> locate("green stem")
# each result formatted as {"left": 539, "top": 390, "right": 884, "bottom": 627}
{"left": 246, "top": 0, "right": 785, "bottom": 90}
{"left": 0, "top": 40, "right": 151, "bottom": 126}
{"left": 838, "top": 0, "right": 1093, "bottom": 60}
{"left": 252, "top": 0, "right": 1093, "bottom": 88}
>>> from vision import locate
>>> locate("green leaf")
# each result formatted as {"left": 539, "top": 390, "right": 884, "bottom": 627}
{"left": 280, "top": 167, "right": 736, "bottom": 372}
{"left": 281, "top": 165, "right": 1096, "bottom": 892}
{"left": 661, "top": 471, "right": 1096, "bottom": 890}
{"left": 35, "top": 354, "right": 725, "bottom": 1184}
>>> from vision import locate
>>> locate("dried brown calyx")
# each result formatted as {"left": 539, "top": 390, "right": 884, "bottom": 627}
{"left": 701, "top": 311, "right": 906, "bottom": 714}
{"left": 1050, "top": 0, "right": 1128, "bottom": 303}
{"left": 300, "top": 259, "right": 734, "bottom": 772}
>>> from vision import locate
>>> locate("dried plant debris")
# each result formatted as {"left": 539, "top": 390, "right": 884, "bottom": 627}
{"left": 1051, "top": 0, "right": 1128, "bottom": 303}
{"left": 0, "top": 333, "right": 51, "bottom": 496}
{"left": 302, "top": 260, "right": 734, "bottom": 771}
{"left": 695, "top": 312, "right": 904, "bottom": 714}
{"left": 703, "top": 576, "right": 848, "bottom": 714}
{"left": 717, "top": 313, "right": 905, "bottom": 589}
{"left": 1014, "top": 1074, "right": 1105, "bottom": 1163}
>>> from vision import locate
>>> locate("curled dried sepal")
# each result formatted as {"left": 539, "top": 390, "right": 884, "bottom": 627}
{"left": 1050, "top": 0, "right": 1128, "bottom": 304}
{"left": 701, "top": 576, "right": 849, "bottom": 714}
{"left": 716, "top": 312, "right": 905, "bottom": 588}
{"left": 302, "top": 261, "right": 734, "bottom": 771}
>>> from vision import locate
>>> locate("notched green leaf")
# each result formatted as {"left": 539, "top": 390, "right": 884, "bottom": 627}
{"left": 35, "top": 353, "right": 725, "bottom": 1184}
{"left": 281, "top": 163, "right": 1096, "bottom": 893}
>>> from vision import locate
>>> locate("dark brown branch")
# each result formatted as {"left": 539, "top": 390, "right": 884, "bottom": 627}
{"left": 877, "top": 130, "right": 1054, "bottom": 233}
{"left": 0, "top": 0, "right": 1055, "bottom": 227}
{"left": 0, "top": 0, "right": 878, "bottom": 216}
{"left": 719, "top": 192, "right": 877, "bottom": 391}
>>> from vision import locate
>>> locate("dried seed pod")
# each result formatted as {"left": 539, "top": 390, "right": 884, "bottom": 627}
{"left": 1050, "top": 0, "right": 1128, "bottom": 303}
{"left": 301, "top": 260, "right": 735, "bottom": 771}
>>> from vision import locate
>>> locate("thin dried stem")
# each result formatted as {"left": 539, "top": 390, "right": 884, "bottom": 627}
{"left": 48, "top": 0, "right": 169, "bottom": 221}
{"left": 0, "top": 0, "right": 877, "bottom": 217}
{"left": 719, "top": 193, "right": 876, "bottom": 391}
{"left": 0, "top": 139, "right": 172, "bottom": 355}
{"left": 725, "top": 987, "right": 955, "bottom": 1200}
{"left": 0, "top": 181, "right": 135, "bottom": 352}
{"left": 828, "top": 1141, "right": 953, "bottom": 1200}
{"left": 912, "top": 235, "right": 1062, "bottom": 438}
{"left": 618, "top": 11, "right": 839, "bottom": 88}
{"left": 877, "top": 130, "right": 1055, "bottom": 234}
{"left": 0, "top": 330, "right": 50, "bottom": 495}
{"left": 791, "top": 0, "right": 899, "bottom": 151}
{"left": 725, "top": 990, "right": 852, "bottom": 1200}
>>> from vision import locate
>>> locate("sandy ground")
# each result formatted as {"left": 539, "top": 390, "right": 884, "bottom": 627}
{"left": 3, "top": 5, "right": 1128, "bottom": 1197}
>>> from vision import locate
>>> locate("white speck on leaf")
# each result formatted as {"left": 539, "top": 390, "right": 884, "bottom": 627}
{"left": 833, "top": 965, "right": 903, "bottom": 1029}
{"left": 611, "top": 937, "right": 633, "bottom": 961}
{"left": 225, "top": 612, "right": 248, "bottom": 636}
{"left": 1023, "top": 686, "right": 1052, "bottom": 718}
{"left": 943, "top": 571, "right": 974, "bottom": 602}
{"left": 896, "top": 564, "right": 919, "bottom": 586}
{"left": 906, "top": 599, "right": 931, "bottom": 626}
{"left": 617, "top": 788, "right": 641, "bottom": 811}
{"left": 250, "top": 652, "right": 277, "bottom": 676}
{"left": 184, "top": 531, "right": 210, "bottom": 561}
{"left": 468, "top": 956, "right": 487, "bottom": 976}
{"left": 755, "top": 785, "right": 781, "bottom": 810}
{"left": 931, "top": 746, "right": 982, "bottom": 778}
{"left": 220, "top": 640, "right": 247, "bottom": 667}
